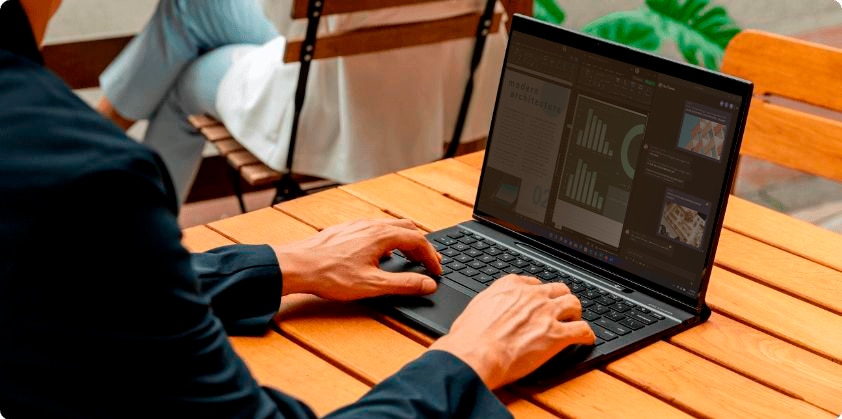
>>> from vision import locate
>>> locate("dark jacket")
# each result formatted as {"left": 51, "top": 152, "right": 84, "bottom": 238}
{"left": 0, "top": 1, "right": 509, "bottom": 417}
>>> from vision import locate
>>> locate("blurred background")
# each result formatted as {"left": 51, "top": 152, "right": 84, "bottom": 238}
{"left": 44, "top": 0, "right": 842, "bottom": 232}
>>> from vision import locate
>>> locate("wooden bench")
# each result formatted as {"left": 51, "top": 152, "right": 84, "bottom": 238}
{"left": 721, "top": 29, "right": 842, "bottom": 184}
{"left": 189, "top": 0, "right": 515, "bottom": 212}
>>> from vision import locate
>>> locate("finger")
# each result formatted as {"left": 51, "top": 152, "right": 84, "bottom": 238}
{"left": 379, "top": 229, "right": 442, "bottom": 276}
{"left": 542, "top": 281, "right": 572, "bottom": 298}
{"left": 560, "top": 321, "right": 597, "bottom": 345}
{"left": 371, "top": 217, "right": 421, "bottom": 231}
{"left": 554, "top": 293, "right": 583, "bottom": 321}
{"left": 370, "top": 271, "right": 438, "bottom": 296}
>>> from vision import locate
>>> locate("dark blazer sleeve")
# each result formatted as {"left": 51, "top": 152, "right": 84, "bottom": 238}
{"left": 192, "top": 244, "right": 283, "bottom": 335}
{"left": 326, "top": 351, "right": 512, "bottom": 419}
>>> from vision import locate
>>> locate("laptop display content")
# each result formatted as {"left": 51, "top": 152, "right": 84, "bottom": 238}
{"left": 375, "top": 14, "right": 753, "bottom": 381}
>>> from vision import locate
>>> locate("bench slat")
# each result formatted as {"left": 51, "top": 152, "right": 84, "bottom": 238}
{"left": 284, "top": 12, "right": 502, "bottom": 62}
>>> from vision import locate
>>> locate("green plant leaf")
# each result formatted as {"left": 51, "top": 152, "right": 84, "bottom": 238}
{"left": 644, "top": 0, "right": 741, "bottom": 69}
{"left": 580, "top": 0, "right": 741, "bottom": 70}
{"left": 534, "top": 0, "right": 565, "bottom": 25}
{"left": 582, "top": 10, "right": 662, "bottom": 52}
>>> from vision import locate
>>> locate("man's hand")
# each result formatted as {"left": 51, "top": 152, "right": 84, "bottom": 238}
{"left": 430, "top": 275, "right": 595, "bottom": 390}
{"left": 273, "top": 219, "right": 442, "bottom": 300}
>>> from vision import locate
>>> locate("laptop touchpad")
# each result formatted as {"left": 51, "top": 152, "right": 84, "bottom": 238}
{"left": 390, "top": 283, "right": 472, "bottom": 336}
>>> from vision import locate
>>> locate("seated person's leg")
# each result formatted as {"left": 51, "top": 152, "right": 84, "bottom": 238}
{"left": 144, "top": 44, "right": 260, "bottom": 205}
{"left": 98, "top": 0, "right": 278, "bottom": 130}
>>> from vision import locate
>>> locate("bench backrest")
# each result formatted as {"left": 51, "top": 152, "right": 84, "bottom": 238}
{"left": 721, "top": 29, "right": 842, "bottom": 183}
{"left": 283, "top": 0, "right": 503, "bottom": 63}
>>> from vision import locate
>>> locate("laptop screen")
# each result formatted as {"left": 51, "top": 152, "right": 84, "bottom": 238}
{"left": 474, "top": 16, "right": 752, "bottom": 306}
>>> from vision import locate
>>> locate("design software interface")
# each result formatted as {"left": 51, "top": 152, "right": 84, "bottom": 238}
{"left": 477, "top": 30, "right": 744, "bottom": 298}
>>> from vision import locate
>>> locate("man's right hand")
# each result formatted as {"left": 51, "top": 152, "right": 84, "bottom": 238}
{"left": 429, "top": 275, "right": 595, "bottom": 390}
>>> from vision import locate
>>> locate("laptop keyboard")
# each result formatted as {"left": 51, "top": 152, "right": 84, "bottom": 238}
{"left": 391, "top": 227, "right": 665, "bottom": 346}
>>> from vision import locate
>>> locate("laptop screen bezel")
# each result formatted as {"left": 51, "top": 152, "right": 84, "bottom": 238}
{"left": 472, "top": 14, "right": 753, "bottom": 313}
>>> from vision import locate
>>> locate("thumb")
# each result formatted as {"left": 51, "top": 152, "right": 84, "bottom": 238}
{"left": 375, "top": 271, "right": 438, "bottom": 296}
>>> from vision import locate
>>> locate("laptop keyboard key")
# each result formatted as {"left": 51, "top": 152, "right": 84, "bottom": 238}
{"left": 612, "top": 302, "right": 633, "bottom": 312}
{"left": 455, "top": 254, "right": 473, "bottom": 263}
{"left": 618, "top": 318, "right": 644, "bottom": 330}
{"left": 448, "top": 262, "right": 467, "bottom": 271}
{"left": 476, "top": 274, "right": 495, "bottom": 283}
{"left": 447, "top": 272, "right": 486, "bottom": 293}
{"left": 481, "top": 267, "right": 500, "bottom": 276}
{"left": 590, "top": 323, "right": 619, "bottom": 341}
{"left": 594, "top": 318, "right": 632, "bottom": 336}
{"left": 581, "top": 310, "right": 601, "bottom": 321}
{"left": 468, "top": 261, "right": 485, "bottom": 269}
{"left": 466, "top": 249, "right": 484, "bottom": 258}
{"left": 629, "top": 311, "right": 657, "bottom": 325}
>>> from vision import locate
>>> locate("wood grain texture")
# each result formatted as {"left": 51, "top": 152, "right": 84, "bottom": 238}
{"left": 607, "top": 341, "right": 833, "bottom": 418}
{"left": 276, "top": 295, "right": 428, "bottom": 384}
{"left": 398, "top": 158, "right": 481, "bottom": 205}
{"left": 230, "top": 333, "right": 369, "bottom": 416}
{"left": 723, "top": 29, "right": 842, "bottom": 112}
{"left": 291, "top": 0, "right": 446, "bottom": 18}
{"left": 714, "top": 229, "right": 842, "bottom": 314}
{"left": 520, "top": 370, "right": 693, "bottom": 419}
{"left": 42, "top": 36, "right": 133, "bottom": 89}
{"left": 274, "top": 295, "right": 557, "bottom": 418}
{"left": 285, "top": 12, "right": 502, "bottom": 62}
{"left": 340, "top": 173, "right": 473, "bottom": 231}
{"left": 722, "top": 30, "right": 842, "bottom": 183}
{"left": 454, "top": 150, "right": 486, "bottom": 169}
{"left": 275, "top": 188, "right": 394, "bottom": 230}
{"left": 706, "top": 267, "right": 842, "bottom": 363}
{"left": 723, "top": 196, "right": 842, "bottom": 273}
{"left": 181, "top": 225, "right": 235, "bottom": 252}
{"left": 736, "top": 100, "right": 842, "bottom": 183}
{"left": 670, "top": 313, "right": 842, "bottom": 414}
{"left": 207, "top": 208, "right": 317, "bottom": 244}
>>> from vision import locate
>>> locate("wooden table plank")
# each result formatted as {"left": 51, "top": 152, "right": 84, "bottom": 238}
{"left": 607, "top": 341, "right": 833, "bottom": 418}
{"left": 182, "top": 223, "right": 368, "bottom": 416}
{"left": 207, "top": 207, "right": 317, "bottom": 245}
{"left": 715, "top": 229, "right": 842, "bottom": 314}
{"left": 274, "top": 294, "right": 686, "bottom": 418}
{"left": 274, "top": 295, "right": 559, "bottom": 418}
{"left": 397, "top": 158, "right": 480, "bottom": 206}
{"left": 723, "top": 196, "right": 842, "bottom": 272}
{"left": 340, "top": 173, "right": 472, "bottom": 232}
{"left": 707, "top": 267, "right": 842, "bottom": 363}
{"left": 181, "top": 225, "right": 235, "bottom": 252}
{"left": 455, "top": 150, "right": 485, "bottom": 169}
{"left": 275, "top": 188, "right": 394, "bottom": 230}
{"left": 670, "top": 313, "right": 842, "bottom": 414}
{"left": 520, "top": 370, "right": 693, "bottom": 419}
{"left": 230, "top": 333, "right": 369, "bottom": 416}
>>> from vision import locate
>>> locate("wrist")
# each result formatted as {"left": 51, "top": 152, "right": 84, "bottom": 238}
{"left": 272, "top": 245, "right": 311, "bottom": 296}
{"left": 430, "top": 336, "right": 503, "bottom": 389}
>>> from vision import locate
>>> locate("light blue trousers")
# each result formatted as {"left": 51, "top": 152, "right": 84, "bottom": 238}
{"left": 100, "top": 0, "right": 278, "bottom": 204}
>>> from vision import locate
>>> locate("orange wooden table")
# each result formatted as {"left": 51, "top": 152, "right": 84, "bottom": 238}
{"left": 182, "top": 151, "right": 842, "bottom": 418}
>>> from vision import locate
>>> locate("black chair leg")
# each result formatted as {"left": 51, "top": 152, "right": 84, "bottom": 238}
{"left": 226, "top": 165, "right": 247, "bottom": 213}
{"left": 272, "top": 173, "right": 307, "bottom": 205}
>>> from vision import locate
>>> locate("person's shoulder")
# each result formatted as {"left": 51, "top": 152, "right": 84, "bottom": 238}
{"left": 0, "top": 51, "right": 164, "bottom": 197}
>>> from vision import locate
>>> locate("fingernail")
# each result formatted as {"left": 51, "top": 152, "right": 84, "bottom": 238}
{"left": 422, "top": 278, "right": 437, "bottom": 293}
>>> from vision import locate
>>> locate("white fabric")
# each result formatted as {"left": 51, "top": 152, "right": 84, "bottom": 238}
{"left": 216, "top": 0, "right": 507, "bottom": 183}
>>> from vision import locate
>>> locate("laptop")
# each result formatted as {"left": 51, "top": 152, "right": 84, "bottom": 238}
{"left": 373, "top": 14, "right": 753, "bottom": 381}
